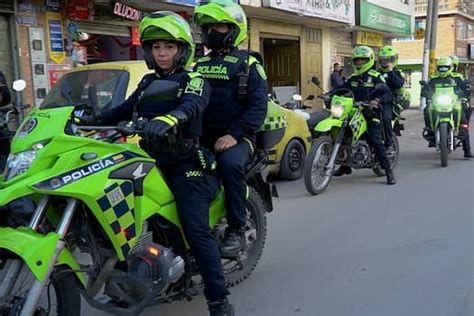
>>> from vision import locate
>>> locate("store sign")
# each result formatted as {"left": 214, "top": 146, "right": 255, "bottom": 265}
{"left": 131, "top": 26, "right": 140, "bottom": 46}
{"left": 355, "top": 31, "right": 383, "bottom": 47}
{"left": 360, "top": 0, "right": 411, "bottom": 36}
{"left": 114, "top": 2, "right": 142, "bottom": 21}
{"left": 46, "top": 12, "right": 65, "bottom": 64}
{"left": 49, "top": 65, "right": 70, "bottom": 88}
{"left": 262, "top": 0, "right": 355, "bottom": 24}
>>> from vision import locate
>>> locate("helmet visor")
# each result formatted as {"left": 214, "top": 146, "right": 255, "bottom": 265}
{"left": 353, "top": 58, "right": 369, "bottom": 69}
{"left": 438, "top": 66, "right": 450, "bottom": 73}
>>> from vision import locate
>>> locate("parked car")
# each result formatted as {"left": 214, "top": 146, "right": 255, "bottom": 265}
{"left": 267, "top": 98, "right": 312, "bottom": 180}
{"left": 44, "top": 61, "right": 312, "bottom": 180}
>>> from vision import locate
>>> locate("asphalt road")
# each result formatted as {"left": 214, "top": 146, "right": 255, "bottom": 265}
{"left": 85, "top": 110, "right": 473, "bottom": 316}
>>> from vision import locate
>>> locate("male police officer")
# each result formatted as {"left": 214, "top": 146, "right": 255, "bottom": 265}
{"left": 378, "top": 46, "right": 405, "bottom": 151}
{"left": 194, "top": 0, "right": 267, "bottom": 257}
{"left": 332, "top": 46, "right": 396, "bottom": 185}
{"left": 422, "top": 57, "right": 472, "bottom": 158}
{"left": 99, "top": 12, "right": 234, "bottom": 315}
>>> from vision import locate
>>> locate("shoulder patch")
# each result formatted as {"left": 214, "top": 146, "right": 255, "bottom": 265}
{"left": 187, "top": 72, "right": 203, "bottom": 79}
{"left": 185, "top": 76, "right": 204, "bottom": 96}
{"left": 246, "top": 56, "right": 259, "bottom": 66}
{"left": 255, "top": 63, "right": 267, "bottom": 80}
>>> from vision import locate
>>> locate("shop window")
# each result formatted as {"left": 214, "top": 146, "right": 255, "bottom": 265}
{"left": 457, "top": 19, "right": 468, "bottom": 40}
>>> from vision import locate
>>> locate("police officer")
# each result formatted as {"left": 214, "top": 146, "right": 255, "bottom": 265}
{"left": 99, "top": 12, "right": 233, "bottom": 315}
{"left": 193, "top": 0, "right": 267, "bottom": 257}
{"left": 332, "top": 46, "right": 396, "bottom": 185}
{"left": 378, "top": 45, "right": 405, "bottom": 151}
{"left": 422, "top": 57, "right": 472, "bottom": 158}
{"left": 449, "top": 54, "right": 472, "bottom": 158}
{"left": 0, "top": 71, "right": 11, "bottom": 107}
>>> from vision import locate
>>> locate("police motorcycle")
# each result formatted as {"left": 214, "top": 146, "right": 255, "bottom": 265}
{"left": 0, "top": 80, "right": 27, "bottom": 170}
{"left": 304, "top": 81, "right": 399, "bottom": 195}
{"left": 0, "top": 79, "right": 284, "bottom": 315}
{"left": 420, "top": 79, "right": 470, "bottom": 167}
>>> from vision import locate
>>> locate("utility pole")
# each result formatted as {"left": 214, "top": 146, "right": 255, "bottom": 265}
{"left": 420, "top": 0, "right": 439, "bottom": 111}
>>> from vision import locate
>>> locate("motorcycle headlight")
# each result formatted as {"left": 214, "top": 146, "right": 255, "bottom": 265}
{"left": 3, "top": 141, "right": 48, "bottom": 181}
{"left": 435, "top": 94, "right": 453, "bottom": 106}
{"left": 331, "top": 105, "right": 345, "bottom": 118}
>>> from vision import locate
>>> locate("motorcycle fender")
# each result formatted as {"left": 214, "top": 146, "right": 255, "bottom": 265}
{"left": 437, "top": 117, "right": 454, "bottom": 128}
{"left": 314, "top": 118, "right": 343, "bottom": 133}
{"left": 0, "top": 227, "right": 86, "bottom": 285}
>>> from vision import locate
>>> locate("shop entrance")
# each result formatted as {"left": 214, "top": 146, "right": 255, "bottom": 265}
{"left": 73, "top": 22, "right": 142, "bottom": 65}
{"left": 262, "top": 38, "right": 300, "bottom": 104}
{"left": 0, "top": 14, "right": 13, "bottom": 84}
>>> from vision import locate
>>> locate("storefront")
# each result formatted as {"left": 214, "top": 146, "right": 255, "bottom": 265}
{"left": 68, "top": 1, "right": 143, "bottom": 66}
{"left": 243, "top": 0, "right": 355, "bottom": 103}
{"left": 0, "top": 1, "right": 17, "bottom": 96}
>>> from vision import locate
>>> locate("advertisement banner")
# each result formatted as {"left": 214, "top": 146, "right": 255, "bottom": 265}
{"left": 360, "top": 0, "right": 411, "bottom": 36}
{"left": 262, "top": 0, "right": 355, "bottom": 24}
{"left": 46, "top": 12, "right": 66, "bottom": 64}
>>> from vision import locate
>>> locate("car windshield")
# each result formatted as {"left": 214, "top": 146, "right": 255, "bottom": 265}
{"left": 41, "top": 69, "right": 130, "bottom": 110}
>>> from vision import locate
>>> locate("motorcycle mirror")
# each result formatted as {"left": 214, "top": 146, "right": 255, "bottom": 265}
{"left": 12, "top": 79, "right": 26, "bottom": 92}
{"left": 311, "top": 76, "right": 321, "bottom": 86}
{"left": 142, "top": 80, "right": 180, "bottom": 101}
{"left": 419, "top": 80, "right": 428, "bottom": 86}
{"left": 292, "top": 94, "right": 302, "bottom": 101}
{"left": 306, "top": 95, "right": 315, "bottom": 100}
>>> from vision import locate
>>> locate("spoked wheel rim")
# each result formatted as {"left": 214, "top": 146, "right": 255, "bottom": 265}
{"left": 0, "top": 262, "right": 59, "bottom": 316}
{"left": 310, "top": 142, "right": 333, "bottom": 191}
{"left": 221, "top": 209, "right": 258, "bottom": 274}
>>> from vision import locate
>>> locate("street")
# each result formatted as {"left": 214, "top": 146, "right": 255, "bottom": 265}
{"left": 85, "top": 111, "right": 473, "bottom": 316}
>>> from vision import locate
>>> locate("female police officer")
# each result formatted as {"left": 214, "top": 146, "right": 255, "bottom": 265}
{"left": 99, "top": 12, "right": 234, "bottom": 316}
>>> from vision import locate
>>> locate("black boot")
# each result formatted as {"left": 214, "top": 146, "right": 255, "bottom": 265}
{"left": 422, "top": 128, "right": 435, "bottom": 147}
{"left": 464, "top": 151, "right": 473, "bottom": 158}
{"left": 333, "top": 166, "right": 352, "bottom": 177}
{"left": 386, "top": 169, "right": 396, "bottom": 185}
{"left": 220, "top": 228, "right": 245, "bottom": 258}
{"left": 208, "top": 298, "right": 235, "bottom": 316}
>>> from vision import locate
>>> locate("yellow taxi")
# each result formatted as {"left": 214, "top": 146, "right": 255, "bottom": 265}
{"left": 267, "top": 105, "right": 312, "bottom": 180}
{"left": 46, "top": 61, "right": 311, "bottom": 180}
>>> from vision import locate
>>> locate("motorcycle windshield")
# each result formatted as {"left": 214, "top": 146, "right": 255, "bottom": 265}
{"left": 41, "top": 69, "right": 129, "bottom": 111}
{"left": 432, "top": 87, "right": 457, "bottom": 112}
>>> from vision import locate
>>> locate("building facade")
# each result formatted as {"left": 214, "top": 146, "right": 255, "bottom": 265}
{"left": 393, "top": 0, "right": 474, "bottom": 105}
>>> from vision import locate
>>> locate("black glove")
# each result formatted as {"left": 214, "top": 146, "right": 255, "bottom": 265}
{"left": 74, "top": 114, "right": 96, "bottom": 125}
{"left": 144, "top": 110, "right": 187, "bottom": 139}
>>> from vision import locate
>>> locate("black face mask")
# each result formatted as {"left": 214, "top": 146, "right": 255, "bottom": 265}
{"left": 203, "top": 28, "right": 229, "bottom": 51}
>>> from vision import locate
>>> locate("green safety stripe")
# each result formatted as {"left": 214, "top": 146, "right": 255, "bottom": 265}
{"left": 154, "top": 115, "right": 178, "bottom": 126}
{"left": 200, "top": 74, "right": 230, "bottom": 80}
{"left": 246, "top": 56, "right": 259, "bottom": 66}
{"left": 197, "top": 56, "right": 211, "bottom": 63}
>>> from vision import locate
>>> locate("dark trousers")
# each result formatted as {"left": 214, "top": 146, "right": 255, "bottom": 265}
{"left": 216, "top": 140, "right": 253, "bottom": 230}
{"left": 462, "top": 106, "right": 472, "bottom": 153}
{"left": 365, "top": 113, "right": 390, "bottom": 170}
{"left": 382, "top": 103, "right": 394, "bottom": 146}
{"left": 164, "top": 161, "right": 229, "bottom": 302}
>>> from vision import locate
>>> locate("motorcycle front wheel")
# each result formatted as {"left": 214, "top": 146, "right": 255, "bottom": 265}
{"left": 304, "top": 136, "right": 334, "bottom": 195}
{"left": 439, "top": 122, "right": 449, "bottom": 167}
{"left": 0, "top": 259, "right": 80, "bottom": 316}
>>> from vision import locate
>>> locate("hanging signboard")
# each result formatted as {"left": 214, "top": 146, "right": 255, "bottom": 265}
{"left": 46, "top": 12, "right": 66, "bottom": 64}
{"left": 262, "top": 0, "right": 355, "bottom": 25}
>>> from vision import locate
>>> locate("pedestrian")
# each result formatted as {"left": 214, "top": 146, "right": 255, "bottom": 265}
{"left": 331, "top": 62, "right": 344, "bottom": 89}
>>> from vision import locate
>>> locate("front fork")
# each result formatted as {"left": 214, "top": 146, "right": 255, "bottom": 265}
{"left": 0, "top": 196, "right": 78, "bottom": 316}
{"left": 325, "top": 123, "right": 347, "bottom": 174}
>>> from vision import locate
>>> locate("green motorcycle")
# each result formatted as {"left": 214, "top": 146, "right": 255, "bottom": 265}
{"left": 422, "top": 83, "right": 465, "bottom": 167}
{"left": 0, "top": 81, "right": 283, "bottom": 315}
{"left": 304, "top": 88, "right": 399, "bottom": 195}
